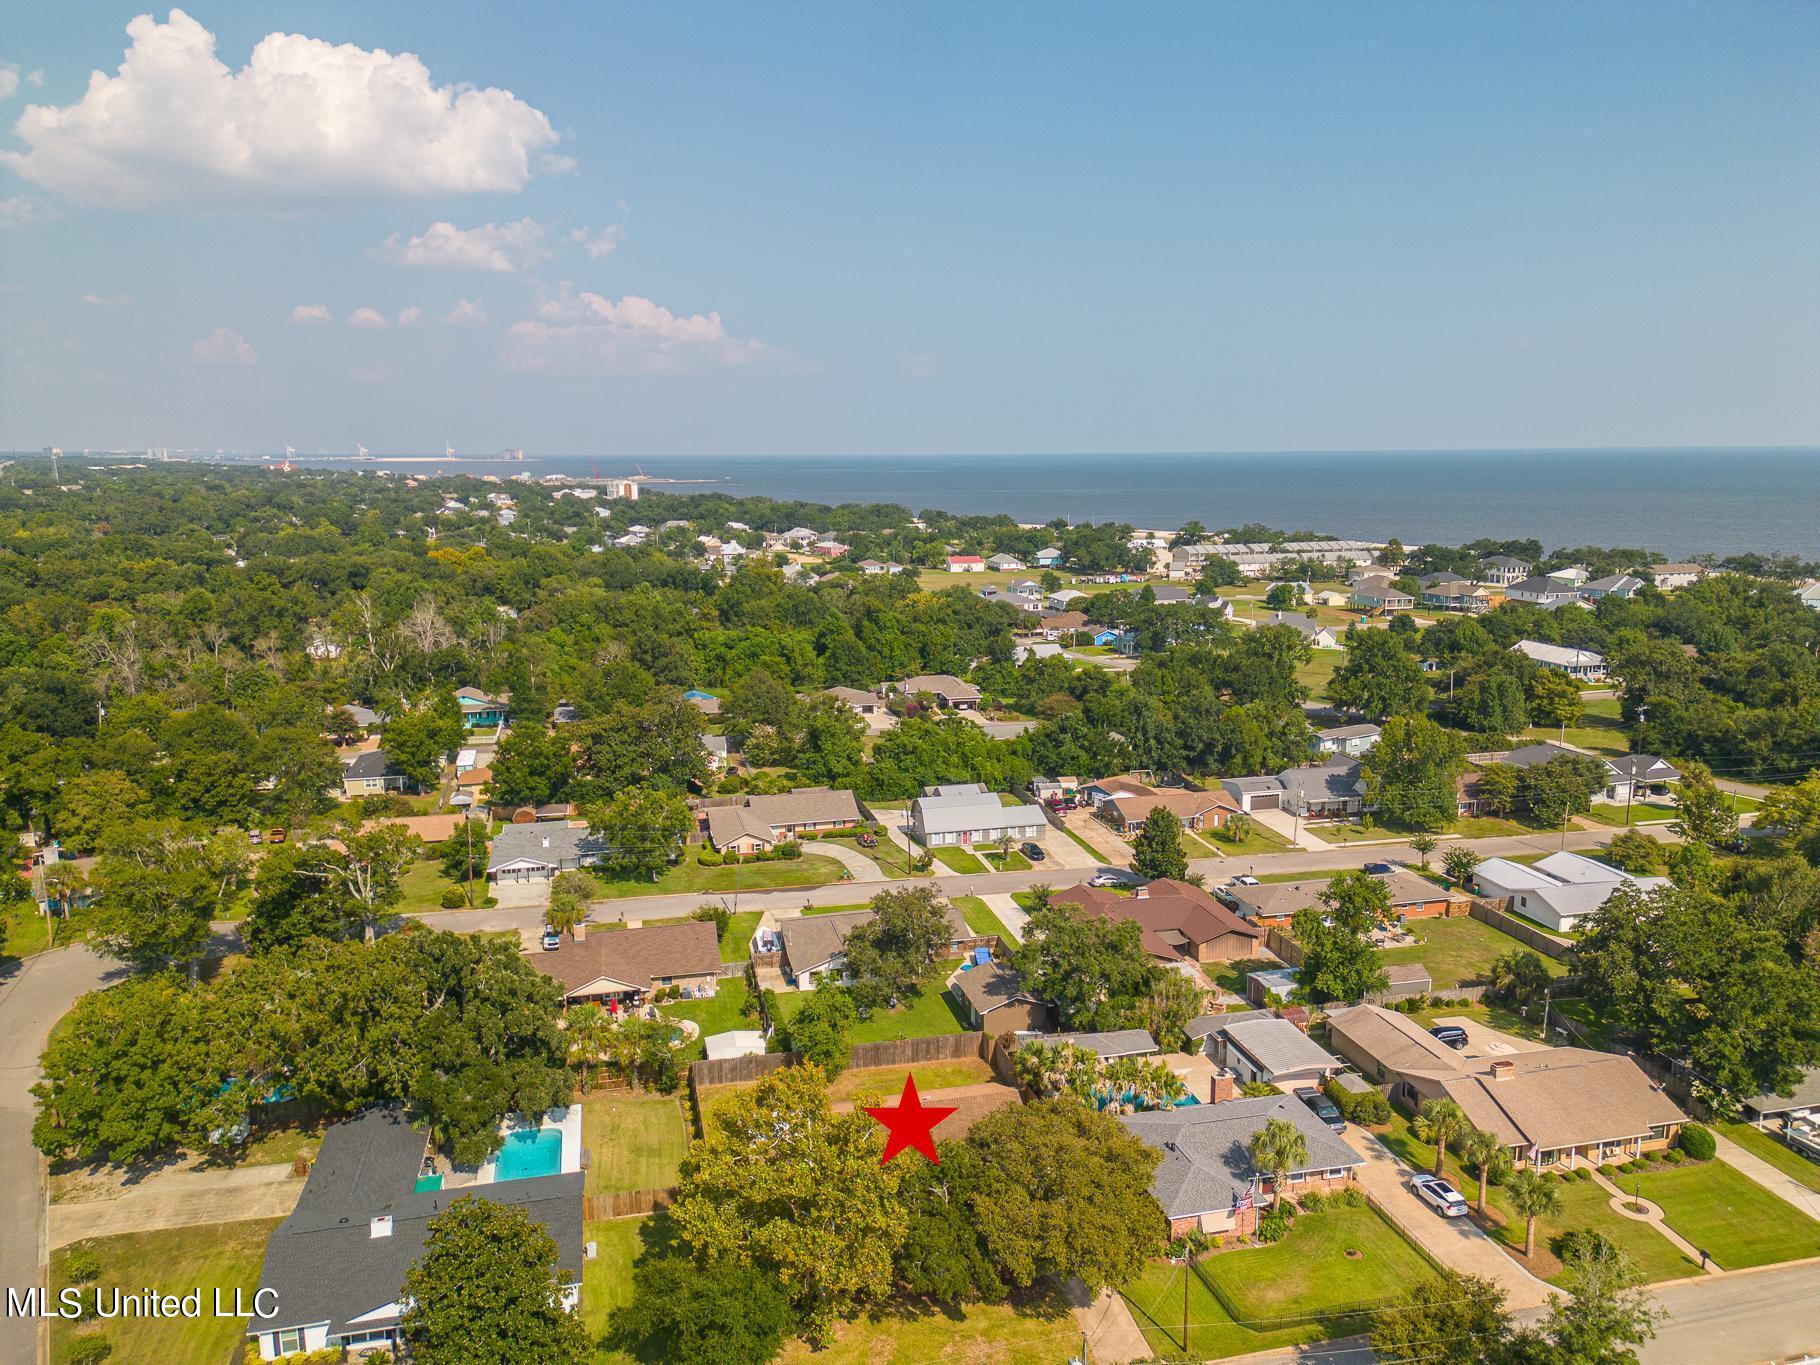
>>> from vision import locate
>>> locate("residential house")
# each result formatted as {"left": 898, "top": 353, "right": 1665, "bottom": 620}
{"left": 247, "top": 1108, "right": 582, "bottom": 1361}
{"left": 1049, "top": 879, "right": 1264, "bottom": 965}
{"left": 1739, "top": 1067, "right": 1820, "bottom": 1124}
{"left": 1051, "top": 1029, "right": 1160, "bottom": 1060}
{"left": 1196, "top": 594, "right": 1237, "bottom": 618}
{"left": 360, "top": 813, "right": 465, "bottom": 845}
{"left": 454, "top": 686, "right": 509, "bottom": 729}
{"left": 1494, "top": 742, "right": 1678, "bottom": 804}
{"left": 1479, "top": 555, "right": 1533, "bottom": 586}
{"left": 1220, "top": 774, "right": 1288, "bottom": 814}
{"left": 1801, "top": 580, "right": 1820, "bottom": 612}
{"left": 1122, "top": 1095, "right": 1363, "bottom": 1236}
{"left": 824, "top": 685, "right": 883, "bottom": 717}
{"left": 1048, "top": 588, "right": 1089, "bottom": 611}
{"left": 701, "top": 734, "right": 736, "bottom": 771}
{"left": 485, "top": 822, "right": 606, "bottom": 884}
{"left": 1311, "top": 588, "right": 1351, "bottom": 608}
{"left": 533, "top": 920, "right": 720, "bottom": 1006}
{"left": 1504, "top": 576, "right": 1582, "bottom": 607}
{"left": 1034, "top": 547, "right": 1065, "bottom": 568}
{"left": 986, "top": 553, "right": 1025, "bottom": 571}
{"left": 1421, "top": 578, "right": 1496, "bottom": 614}
{"left": 947, "top": 554, "right": 986, "bottom": 573}
{"left": 1649, "top": 563, "right": 1704, "bottom": 591}
{"left": 1013, "top": 640, "right": 1064, "bottom": 663}
{"left": 1092, "top": 627, "right": 1137, "bottom": 652}
{"left": 340, "top": 749, "right": 408, "bottom": 798}
{"left": 1095, "top": 783, "right": 1239, "bottom": 834}
{"left": 1149, "top": 583, "right": 1193, "bottom": 604}
{"left": 1511, "top": 639, "right": 1607, "bottom": 680}
{"left": 889, "top": 674, "right": 982, "bottom": 709}
{"left": 683, "top": 688, "right": 722, "bottom": 715}
{"left": 1326, "top": 1004, "right": 1686, "bottom": 1168}
{"left": 1471, "top": 852, "right": 1670, "bottom": 933}
{"left": 1314, "top": 723, "right": 1381, "bottom": 759}
{"left": 703, "top": 787, "right": 866, "bottom": 854}
{"left": 856, "top": 558, "right": 888, "bottom": 574}
{"left": 909, "top": 783, "right": 1047, "bottom": 848}
{"left": 1262, "top": 611, "right": 1340, "bottom": 649}
{"left": 1350, "top": 575, "right": 1414, "bottom": 612}
{"left": 1581, "top": 574, "right": 1645, "bottom": 601}
{"left": 1547, "top": 565, "right": 1591, "bottom": 586}
{"left": 778, "top": 901, "right": 976, "bottom": 988}
{"left": 1203, "top": 1017, "right": 1343, "bottom": 1086}
{"left": 1222, "top": 868, "right": 1462, "bottom": 929}
{"left": 1039, "top": 610, "right": 1089, "bottom": 638}
{"left": 950, "top": 960, "right": 1053, "bottom": 1033}
{"left": 1277, "top": 758, "right": 1372, "bottom": 819}
{"left": 778, "top": 526, "right": 820, "bottom": 547}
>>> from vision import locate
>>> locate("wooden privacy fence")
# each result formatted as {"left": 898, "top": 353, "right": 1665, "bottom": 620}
{"left": 1263, "top": 928, "right": 1305, "bottom": 967}
{"left": 1467, "top": 899, "right": 1574, "bottom": 961}
{"left": 585, "top": 1187, "right": 678, "bottom": 1220}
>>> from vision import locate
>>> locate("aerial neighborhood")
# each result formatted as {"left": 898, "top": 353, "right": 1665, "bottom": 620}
{"left": 8, "top": 465, "right": 1820, "bottom": 1365}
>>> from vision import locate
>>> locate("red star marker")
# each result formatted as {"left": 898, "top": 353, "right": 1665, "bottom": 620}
{"left": 863, "top": 1074, "right": 958, "bottom": 1164}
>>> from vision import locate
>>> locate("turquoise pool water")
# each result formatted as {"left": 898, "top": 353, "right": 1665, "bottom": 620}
{"left": 1094, "top": 1090, "right": 1201, "bottom": 1112}
{"left": 495, "top": 1128, "right": 563, "bottom": 1181}
{"left": 413, "top": 1173, "right": 443, "bottom": 1192}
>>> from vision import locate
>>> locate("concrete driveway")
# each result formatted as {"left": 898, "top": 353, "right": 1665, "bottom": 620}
{"left": 1064, "top": 808, "right": 1133, "bottom": 865}
{"left": 0, "top": 946, "right": 120, "bottom": 1365}
{"left": 1431, "top": 1013, "right": 1549, "bottom": 1060}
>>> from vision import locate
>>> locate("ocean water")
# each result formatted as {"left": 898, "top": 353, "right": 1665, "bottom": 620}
{"left": 283, "top": 448, "right": 1820, "bottom": 557}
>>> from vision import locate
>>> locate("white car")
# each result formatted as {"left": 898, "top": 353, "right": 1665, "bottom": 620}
{"left": 1087, "top": 872, "right": 1126, "bottom": 887}
{"left": 1410, "top": 1174, "right": 1468, "bottom": 1217}
{"left": 1229, "top": 875, "right": 1260, "bottom": 887}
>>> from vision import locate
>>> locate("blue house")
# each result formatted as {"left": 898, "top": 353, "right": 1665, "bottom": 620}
{"left": 1035, "top": 547, "right": 1064, "bottom": 568}
{"left": 455, "top": 686, "right": 509, "bottom": 729}
{"left": 1093, "top": 628, "right": 1137, "bottom": 653}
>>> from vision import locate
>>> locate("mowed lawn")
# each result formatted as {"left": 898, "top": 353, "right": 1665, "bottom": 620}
{"left": 50, "top": 1217, "right": 283, "bottom": 1365}
{"left": 1123, "top": 1204, "right": 1436, "bottom": 1359}
{"left": 1716, "top": 1122, "right": 1820, "bottom": 1195}
{"left": 583, "top": 1093, "right": 691, "bottom": 1193}
{"left": 1377, "top": 916, "right": 1569, "bottom": 990}
{"left": 953, "top": 895, "right": 1014, "bottom": 941}
{"left": 826, "top": 1058, "right": 992, "bottom": 1102}
{"left": 931, "top": 845, "right": 989, "bottom": 875}
{"left": 580, "top": 1214, "right": 669, "bottom": 1364}
{"left": 592, "top": 851, "right": 848, "bottom": 900}
{"left": 777, "top": 1286, "right": 1078, "bottom": 1364}
{"left": 658, "top": 976, "right": 754, "bottom": 1057}
{"left": 1294, "top": 650, "right": 1343, "bottom": 704}
{"left": 771, "top": 970, "right": 969, "bottom": 1044}
{"left": 1631, "top": 1161, "right": 1820, "bottom": 1269}
{"left": 719, "top": 909, "right": 762, "bottom": 961}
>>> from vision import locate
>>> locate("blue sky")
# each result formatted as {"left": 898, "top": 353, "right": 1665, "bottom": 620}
{"left": 1, "top": 2, "right": 1815, "bottom": 455}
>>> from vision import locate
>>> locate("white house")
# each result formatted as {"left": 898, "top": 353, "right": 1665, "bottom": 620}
{"left": 1263, "top": 612, "right": 1340, "bottom": 649}
{"left": 1048, "top": 588, "right": 1089, "bottom": 611}
{"left": 1799, "top": 580, "right": 1820, "bottom": 611}
{"left": 1650, "top": 564, "right": 1704, "bottom": 591}
{"left": 1472, "top": 852, "right": 1670, "bottom": 933}
{"left": 909, "top": 783, "right": 1047, "bottom": 848}
{"left": 1479, "top": 555, "right": 1532, "bottom": 586}
{"left": 986, "top": 553, "right": 1025, "bottom": 571}
{"left": 1504, "top": 576, "right": 1582, "bottom": 607}
{"left": 1512, "top": 639, "right": 1607, "bottom": 680}
{"left": 947, "top": 554, "right": 986, "bottom": 573}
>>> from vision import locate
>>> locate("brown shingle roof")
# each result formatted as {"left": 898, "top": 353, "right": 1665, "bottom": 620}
{"left": 1226, "top": 869, "right": 1456, "bottom": 922}
{"left": 779, "top": 901, "right": 973, "bottom": 977}
{"left": 535, "top": 921, "right": 720, "bottom": 997}
{"left": 1050, "top": 879, "right": 1262, "bottom": 960}
{"left": 949, "top": 961, "right": 1044, "bottom": 1018}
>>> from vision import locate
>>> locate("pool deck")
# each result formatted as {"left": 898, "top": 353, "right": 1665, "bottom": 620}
{"left": 475, "top": 1104, "right": 583, "bottom": 1185}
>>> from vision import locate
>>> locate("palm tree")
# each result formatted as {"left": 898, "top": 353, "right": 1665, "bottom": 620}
{"left": 1248, "top": 1117, "right": 1309, "bottom": 1208}
{"left": 562, "top": 1003, "right": 616, "bottom": 1090}
{"left": 1459, "top": 1128, "right": 1505, "bottom": 1216}
{"left": 1414, "top": 1098, "right": 1472, "bottom": 1177}
{"left": 1408, "top": 832, "right": 1439, "bottom": 869}
{"left": 546, "top": 891, "right": 585, "bottom": 939}
{"left": 1506, "top": 1168, "right": 1563, "bottom": 1257}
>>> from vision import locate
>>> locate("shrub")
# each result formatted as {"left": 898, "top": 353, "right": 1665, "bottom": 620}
{"left": 1255, "top": 1202, "right": 1295, "bottom": 1244}
{"left": 1555, "top": 1228, "right": 1618, "bottom": 1264}
{"left": 1664, "top": 1148, "right": 1685, "bottom": 1164}
{"left": 438, "top": 887, "right": 466, "bottom": 909}
{"left": 64, "top": 1248, "right": 100, "bottom": 1284}
{"left": 1325, "top": 1077, "right": 1391, "bottom": 1126}
{"left": 1598, "top": 1164, "right": 1618, "bottom": 1179}
{"left": 1298, "top": 1189, "right": 1327, "bottom": 1213}
{"left": 1328, "top": 1185, "right": 1367, "bottom": 1208}
{"left": 1209, "top": 1235, "right": 1222, "bottom": 1249}
{"left": 290, "top": 1152, "right": 312, "bottom": 1179}
{"left": 67, "top": 1338, "right": 113, "bottom": 1365}
{"left": 1574, "top": 1166, "right": 1594, "bottom": 1181}
{"left": 1677, "top": 1124, "right": 1716, "bottom": 1161}
{"left": 696, "top": 850, "right": 722, "bottom": 867}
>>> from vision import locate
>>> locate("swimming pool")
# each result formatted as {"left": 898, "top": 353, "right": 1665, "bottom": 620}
{"left": 1094, "top": 1089, "right": 1201, "bottom": 1113}
{"left": 494, "top": 1128, "right": 563, "bottom": 1181}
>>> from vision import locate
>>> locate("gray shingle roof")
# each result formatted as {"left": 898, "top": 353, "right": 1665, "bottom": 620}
{"left": 486, "top": 822, "right": 605, "bottom": 872}
{"left": 1050, "top": 1029, "right": 1158, "bottom": 1059}
{"left": 1122, "top": 1095, "right": 1362, "bottom": 1219}
{"left": 343, "top": 749, "right": 403, "bottom": 780}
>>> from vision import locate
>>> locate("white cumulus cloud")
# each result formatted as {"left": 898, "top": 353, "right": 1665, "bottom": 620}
{"left": 397, "top": 306, "right": 422, "bottom": 328}
{"left": 504, "top": 286, "right": 767, "bottom": 377}
{"left": 289, "top": 303, "right": 333, "bottom": 325}
{"left": 569, "top": 223, "right": 624, "bottom": 259}
{"left": 441, "top": 298, "right": 488, "bottom": 327}
{"left": 0, "top": 195, "right": 56, "bottom": 228}
{"left": 189, "top": 326, "right": 256, "bottom": 367}
{"left": 0, "top": 67, "right": 19, "bottom": 101}
{"left": 347, "top": 307, "right": 391, "bottom": 330}
{"left": 0, "top": 9, "right": 567, "bottom": 208}
{"left": 374, "top": 219, "right": 547, "bottom": 273}
{"left": 81, "top": 292, "right": 135, "bottom": 307}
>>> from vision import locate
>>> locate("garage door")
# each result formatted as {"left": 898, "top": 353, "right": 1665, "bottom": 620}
{"left": 1248, "top": 791, "right": 1280, "bottom": 811}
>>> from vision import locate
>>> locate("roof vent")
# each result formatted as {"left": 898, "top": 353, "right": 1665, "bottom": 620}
{"left": 1488, "top": 1059, "right": 1515, "bottom": 1081}
{"left": 370, "top": 1214, "right": 394, "bottom": 1239}
{"left": 541, "top": 835, "right": 550, "bottom": 848}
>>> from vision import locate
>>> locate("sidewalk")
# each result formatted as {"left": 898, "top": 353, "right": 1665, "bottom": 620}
{"left": 1586, "top": 1167, "right": 1721, "bottom": 1275}
{"left": 1713, "top": 1131, "right": 1820, "bottom": 1221}
{"left": 1340, "top": 1126, "right": 1554, "bottom": 1309}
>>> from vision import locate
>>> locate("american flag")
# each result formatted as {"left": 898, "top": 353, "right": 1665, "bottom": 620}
{"left": 1528, "top": 1144, "right": 1541, "bottom": 1167}
{"left": 1232, "top": 1175, "right": 1259, "bottom": 1212}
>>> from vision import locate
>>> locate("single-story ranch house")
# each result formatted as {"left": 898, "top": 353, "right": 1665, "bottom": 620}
{"left": 949, "top": 960, "right": 1054, "bottom": 1034}
{"left": 533, "top": 920, "right": 721, "bottom": 1006}
{"left": 340, "top": 748, "right": 408, "bottom": 799}
{"left": 1050, "top": 1029, "right": 1160, "bottom": 1060}
{"left": 1122, "top": 1095, "right": 1363, "bottom": 1237}
{"left": 248, "top": 1107, "right": 581, "bottom": 1360}
{"left": 888, "top": 674, "right": 981, "bottom": 709}
{"left": 778, "top": 901, "right": 978, "bottom": 988}
{"left": 1511, "top": 639, "right": 1607, "bottom": 679}
{"left": 1202, "top": 1016, "right": 1343, "bottom": 1086}
{"left": 486, "top": 822, "right": 607, "bottom": 884}
{"left": 1326, "top": 1004, "right": 1686, "bottom": 1168}
{"left": 1471, "top": 851, "right": 1670, "bottom": 933}
{"left": 1050, "top": 878, "right": 1264, "bottom": 965}
{"left": 1095, "top": 783, "right": 1239, "bottom": 835}
{"left": 1221, "top": 868, "right": 1462, "bottom": 928}
{"left": 910, "top": 783, "right": 1048, "bottom": 848}
{"left": 1490, "top": 741, "right": 1681, "bottom": 806}
{"left": 703, "top": 787, "right": 865, "bottom": 854}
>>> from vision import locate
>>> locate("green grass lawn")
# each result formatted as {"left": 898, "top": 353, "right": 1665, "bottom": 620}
{"left": 1630, "top": 1160, "right": 1820, "bottom": 1269}
{"left": 2, "top": 906, "right": 56, "bottom": 959}
{"left": 1402, "top": 998, "right": 1550, "bottom": 1042}
{"left": 779, "top": 1284, "right": 1078, "bottom": 1364}
{"left": 1294, "top": 650, "right": 1344, "bottom": 704}
{"left": 953, "top": 894, "right": 1014, "bottom": 942}
{"left": 978, "top": 848, "right": 1033, "bottom": 872}
{"left": 658, "top": 977, "right": 754, "bottom": 1059}
{"left": 49, "top": 1218, "right": 283, "bottom": 1365}
{"left": 1207, "top": 956, "right": 1277, "bottom": 998}
{"left": 593, "top": 851, "right": 848, "bottom": 900}
{"left": 396, "top": 855, "right": 465, "bottom": 912}
{"left": 1577, "top": 802, "right": 1679, "bottom": 827}
{"left": 1378, "top": 1111, "right": 1697, "bottom": 1285}
{"left": 1204, "top": 823, "right": 1295, "bottom": 856}
{"left": 718, "top": 909, "right": 762, "bottom": 961}
{"left": 581, "top": 1214, "right": 667, "bottom": 1364}
{"left": 823, "top": 835, "right": 928, "bottom": 879}
{"left": 583, "top": 1093, "right": 691, "bottom": 1194}
{"left": 826, "top": 1058, "right": 992, "bottom": 1102}
{"left": 1446, "top": 815, "right": 1542, "bottom": 838}
{"left": 1378, "top": 916, "right": 1568, "bottom": 989}
{"left": 1518, "top": 719, "right": 1632, "bottom": 757}
{"left": 1716, "top": 1122, "right": 1820, "bottom": 1195}
{"left": 771, "top": 970, "right": 969, "bottom": 1044}
{"left": 1122, "top": 1204, "right": 1437, "bottom": 1359}
{"left": 930, "top": 845, "right": 989, "bottom": 875}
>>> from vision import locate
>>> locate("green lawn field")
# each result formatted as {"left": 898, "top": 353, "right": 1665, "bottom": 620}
{"left": 583, "top": 1093, "right": 691, "bottom": 1194}
{"left": 1630, "top": 1161, "right": 1820, "bottom": 1269}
